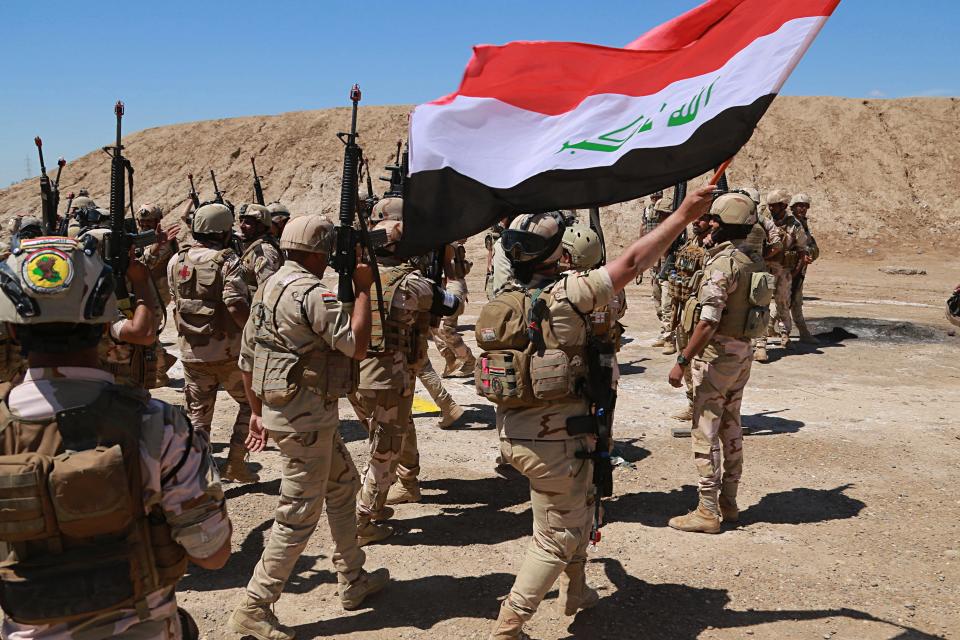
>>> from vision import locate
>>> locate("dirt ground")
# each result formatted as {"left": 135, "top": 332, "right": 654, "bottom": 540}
{"left": 154, "top": 250, "right": 959, "bottom": 640}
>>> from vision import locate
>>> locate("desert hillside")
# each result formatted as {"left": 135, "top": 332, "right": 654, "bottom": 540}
{"left": 1, "top": 96, "right": 958, "bottom": 253}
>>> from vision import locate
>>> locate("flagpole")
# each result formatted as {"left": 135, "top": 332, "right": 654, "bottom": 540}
{"left": 709, "top": 158, "right": 734, "bottom": 186}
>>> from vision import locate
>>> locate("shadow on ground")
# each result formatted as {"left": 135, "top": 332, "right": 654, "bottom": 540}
{"left": 618, "top": 358, "right": 649, "bottom": 376}
{"left": 560, "top": 558, "right": 945, "bottom": 640}
{"left": 742, "top": 409, "right": 805, "bottom": 435}
{"left": 608, "top": 484, "right": 864, "bottom": 529}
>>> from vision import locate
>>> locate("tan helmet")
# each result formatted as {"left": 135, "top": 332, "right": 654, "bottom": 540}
{"left": 654, "top": 199, "right": 675, "bottom": 216}
{"left": 739, "top": 187, "right": 761, "bottom": 205}
{"left": 562, "top": 224, "right": 602, "bottom": 270}
{"left": 136, "top": 203, "right": 163, "bottom": 220}
{"left": 239, "top": 203, "right": 272, "bottom": 226}
{"left": 711, "top": 192, "right": 757, "bottom": 225}
{"left": 370, "top": 197, "right": 403, "bottom": 223}
{"left": 0, "top": 236, "right": 117, "bottom": 325}
{"left": 790, "top": 192, "right": 812, "bottom": 207}
{"left": 71, "top": 196, "right": 97, "bottom": 211}
{"left": 503, "top": 212, "right": 564, "bottom": 266}
{"left": 766, "top": 188, "right": 791, "bottom": 206}
{"left": 16, "top": 216, "right": 44, "bottom": 233}
{"left": 192, "top": 203, "right": 234, "bottom": 233}
{"left": 267, "top": 202, "right": 291, "bottom": 219}
{"left": 280, "top": 214, "right": 335, "bottom": 254}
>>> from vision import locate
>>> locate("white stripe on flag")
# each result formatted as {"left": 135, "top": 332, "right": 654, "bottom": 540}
{"left": 410, "top": 16, "right": 825, "bottom": 189}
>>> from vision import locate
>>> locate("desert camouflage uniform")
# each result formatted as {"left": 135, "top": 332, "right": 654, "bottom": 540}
{"left": 140, "top": 239, "right": 177, "bottom": 309}
{"left": 416, "top": 346, "right": 461, "bottom": 425}
{"left": 434, "top": 241, "right": 475, "bottom": 374}
{"left": 488, "top": 237, "right": 514, "bottom": 299}
{"left": 791, "top": 217, "right": 819, "bottom": 337}
{"left": 238, "top": 262, "right": 369, "bottom": 603}
{"left": 168, "top": 246, "right": 250, "bottom": 446}
{"left": 758, "top": 213, "right": 808, "bottom": 348}
{"left": 497, "top": 267, "right": 613, "bottom": 624}
{"left": 687, "top": 239, "right": 763, "bottom": 515}
{"left": 672, "top": 232, "right": 710, "bottom": 405}
{"left": 1, "top": 367, "right": 229, "bottom": 640}
{"left": 239, "top": 234, "right": 283, "bottom": 295}
{"left": 642, "top": 203, "right": 664, "bottom": 314}
{"left": 353, "top": 265, "right": 446, "bottom": 521}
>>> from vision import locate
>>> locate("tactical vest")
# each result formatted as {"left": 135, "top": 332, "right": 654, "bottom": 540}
{"left": 474, "top": 279, "right": 589, "bottom": 408}
{"left": 241, "top": 235, "right": 283, "bottom": 292}
{"left": 251, "top": 272, "right": 358, "bottom": 407}
{"left": 0, "top": 385, "right": 188, "bottom": 625}
{"left": 682, "top": 247, "right": 773, "bottom": 340}
{"left": 451, "top": 243, "right": 472, "bottom": 279}
{"left": 172, "top": 248, "right": 239, "bottom": 346}
{"left": 369, "top": 264, "right": 419, "bottom": 358}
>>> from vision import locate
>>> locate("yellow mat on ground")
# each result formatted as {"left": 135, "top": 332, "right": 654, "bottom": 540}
{"left": 412, "top": 394, "right": 440, "bottom": 414}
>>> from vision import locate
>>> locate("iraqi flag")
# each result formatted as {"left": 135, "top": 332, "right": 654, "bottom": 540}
{"left": 399, "top": 0, "right": 840, "bottom": 254}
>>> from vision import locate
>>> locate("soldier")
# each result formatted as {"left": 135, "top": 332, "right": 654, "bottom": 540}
{"left": 436, "top": 239, "right": 476, "bottom": 377}
{"left": 484, "top": 186, "right": 716, "bottom": 638}
{"left": 238, "top": 203, "right": 284, "bottom": 294}
{"left": 789, "top": 193, "right": 819, "bottom": 343}
{"left": 229, "top": 214, "right": 388, "bottom": 640}
{"left": 0, "top": 236, "right": 231, "bottom": 639}
{"left": 484, "top": 218, "right": 508, "bottom": 300}
{"left": 649, "top": 199, "right": 679, "bottom": 351}
{"left": 135, "top": 203, "right": 181, "bottom": 386}
{"left": 668, "top": 213, "right": 713, "bottom": 421}
{"left": 168, "top": 203, "right": 256, "bottom": 483}
{"left": 351, "top": 219, "right": 461, "bottom": 536}
{"left": 754, "top": 188, "right": 808, "bottom": 361}
{"left": 667, "top": 192, "right": 771, "bottom": 533}
{"left": 267, "top": 201, "right": 291, "bottom": 239}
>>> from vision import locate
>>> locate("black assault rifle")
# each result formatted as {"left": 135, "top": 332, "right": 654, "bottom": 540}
{"left": 34, "top": 137, "right": 66, "bottom": 235}
{"left": 210, "top": 170, "right": 226, "bottom": 205}
{"left": 251, "top": 157, "right": 265, "bottom": 206}
{"left": 103, "top": 101, "right": 156, "bottom": 315}
{"left": 332, "top": 85, "right": 387, "bottom": 327}
{"left": 187, "top": 173, "right": 201, "bottom": 208}
{"left": 380, "top": 140, "right": 407, "bottom": 198}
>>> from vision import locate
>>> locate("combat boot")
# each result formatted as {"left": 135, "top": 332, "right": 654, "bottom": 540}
{"left": 438, "top": 403, "right": 465, "bottom": 429}
{"left": 227, "top": 597, "right": 295, "bottom": 640}
{"left": 356, "top": 515, "right": 393, "bottom": 547}
{"left": 672, "top": 406, "right": 693, "bottom": 421}
{"left": 719, "top": 495, "right": 739, "bottom": 522}
{"left": 651, "top": 336, "right": 667, "bottom": 348}
{"left": 753, "top": 346, "right": 768, "bottom": 363}
{"left": 221, "top": 444, "right": 259, "bottom": 484}
{"left": 386, "top": 480, "right": 421, "bottom": 505}
{"left": 370, "top": 506, "right": 394, "bottom": 521}
{"left": 557, "top": 561, "right": 600, "bottom": 616}
{"left": 441, "top": 356, "right": 459, "bottom": 378}
{"left": 339, "top": 568, "right": 390, "bottom": 611}
{"left": 452, "top": 357, "right": 477, "bottom": 378}
{"left": 488, "top": 602, "right": 526, "bottom": 640}
{"left": 662, "top": 342, "right": 677, "bottom": 355}
{"left": 668, "top": 502, "right": 721, "bottom": 534}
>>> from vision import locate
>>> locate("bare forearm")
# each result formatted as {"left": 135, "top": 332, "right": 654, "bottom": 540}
{"left": 681, "top": 320, "right": 718, "bottom": 360}
{"left": 240, "top": 370, "right": 262, "bottom": 415}
{"left": 607, "top": 212, "right": 688, "bottom": 292}
{"left": 227, "top": 302, "right": 249, "bottom": 329}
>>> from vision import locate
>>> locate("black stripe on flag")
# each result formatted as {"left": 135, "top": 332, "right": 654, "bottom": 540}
{"left": 399, "top": 94, "right": 775, "bottom": 256}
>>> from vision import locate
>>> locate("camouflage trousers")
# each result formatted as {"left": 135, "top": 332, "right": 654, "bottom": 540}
{"left": 651, "top": 273, "right": 663, "bottom": 321}
{"left": 499, "top": 437, "right": 595, "bottom": 621}
{"left": 676, "top": 328, "right": 693, "bottom": 405}
{"left": 182, "top": 359, "right": 250, "bottom": 446}
{"left": 351, "top": 388, "right": 415, "bottom": 515}
{"left": 417, "top": 357, "right": 459, "bottom": 419}
{"left": 756, "top": 267, "right": 793, "bottom": 348}
{"left": 246, "top": 428, "right": 365, "bottom": 603}
{"left": 690, "top": 341, "right": 752, "bottom": 503}
{"left": 791, "top": 270, "right": 811, "bottom": 336}
{"left": 659, "top": 284, "right": 677, "bottom": 341}
{"left": 433, "top": 280, "right": 474, "bottom": 367}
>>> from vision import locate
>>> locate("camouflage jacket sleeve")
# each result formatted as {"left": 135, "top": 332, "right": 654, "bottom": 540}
{"left": 140, "top": 241, "right": 173, "bottom": 272}
{"left": 246, "top": 241, "right": 282, "bottom": 286}
{"left": 697, "top": 257, "right": 738, "bottom": 324}
{"left": 221, "top": 254, "right": 250, "bottom": 307}
{"left": 805, "top": 224, "right": 820, "bottom": 261}
{"left": 398, "top": 272, "right": 454, "bottom": 313}
{"left": 761, "top": 216, "right": 783, "bottom": 253}
{"left": 791, "top": 219, "right": 809, "bottom": 253}
{"left": 563, "top": 267, "right": 614, "bottom": 314}
{"left": 238, "top": 305, "right": 256, "bottom": 373}
{"left": 302, "top": 286, "right": 357, "bottom": 358}
{"left": 144, "top": 401, "right": 230, "bottom": 560}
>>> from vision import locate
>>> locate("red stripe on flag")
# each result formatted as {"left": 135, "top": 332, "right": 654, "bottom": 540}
{"left": 430, "top": 0, "right": 839, "bottom": 116}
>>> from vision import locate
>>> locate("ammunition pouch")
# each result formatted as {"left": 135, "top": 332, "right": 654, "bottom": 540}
{"left": 252, "top": 344, "right": 358, "bottom": 407}
{"left": 475, "top": 350, "right": 534, "bottom": 408}
{"left": 743, "top": 271, "right": 775, "bottom": 339}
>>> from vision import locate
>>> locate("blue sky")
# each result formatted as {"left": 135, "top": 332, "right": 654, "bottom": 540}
{"left": 2, "top": 0, "right": 957, "bottom": 186}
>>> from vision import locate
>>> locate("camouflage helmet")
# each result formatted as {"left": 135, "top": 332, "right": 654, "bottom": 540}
{"left": 267, "top": 202, "right": 291, "bottom": 219}
{"left": 370, "top": 197, "right": 403, "bottom": 223}
{"left": 239, "top": 203, "right": 272, "bottom": 226}
{"left": 136, "top": 203, "right": 163, "bottom": 220}
{"left": 280, "top": 214, "right": 335, "bottom": 255}
{"left": 71, "top": 196, "right": 97, "bottom": 211}
{"left": 192, "top": 203, "right": 234, "bottom": 233}
{"left": 711, "top": 192, "right": 757, "bottom": 226}
{"left": 790, "top": 193, "right": 812, "bottom": 207}
{"left": 561, "top": 224, "right": 602, "bottom": 270}
{"left": 654, "top": 199, "right": 675, "bottom": 215}
{"left": 502, "top": 212, "right": 565, "bottom": 266}
{"left": 766, "top": 188, "right": 791, "bottom": 206}
{"left": 0, "top": 236, "right": 116, "bottom": 325}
